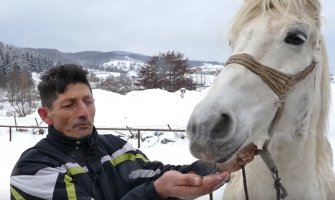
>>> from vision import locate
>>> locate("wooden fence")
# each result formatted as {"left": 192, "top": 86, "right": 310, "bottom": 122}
{"left": 0, "top": 125, "right": 185, "bottom": 148}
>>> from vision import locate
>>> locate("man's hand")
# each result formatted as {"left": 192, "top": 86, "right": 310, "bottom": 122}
{"left": 154, "top": 170, "right": 230, "bottom": 199}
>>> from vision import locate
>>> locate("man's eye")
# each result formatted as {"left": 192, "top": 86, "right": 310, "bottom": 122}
{"left": 85, "top": 99, "right": 95, "bottom": 105}
{"left": 62, "top": 103, "right": 73, "bottom": 108}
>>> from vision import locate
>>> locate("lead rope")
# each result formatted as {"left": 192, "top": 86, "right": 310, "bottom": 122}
{"left": 241, "top": 105, "right": 288, "bottom": 200}
{"left": 241, "top": 166, "right": 249, "bottom": 200}
{"left": 225, "top": 53, "right": 316, "bottom": 200}
{"left": 256, "top": 144, "right": 288, "bottom": 200}
{"left": 241, "top": 142, "right": 288, "bottom": 200}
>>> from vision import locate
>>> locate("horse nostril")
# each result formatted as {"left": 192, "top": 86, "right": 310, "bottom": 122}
{"left": 190, "top": 124, "right": 197, "bottom": 136}
{"left": 211, "top": 113, "right": 231, "bottom": 139}
{"left": 186, "top": 119, "right": 197, "bottom": 137}
{"left": 221, "top": 113, "right": 230, "bottom": 123}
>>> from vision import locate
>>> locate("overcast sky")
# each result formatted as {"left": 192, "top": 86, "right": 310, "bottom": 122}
{"left": 0, "top": 0, "right": 334, "bottom": 72}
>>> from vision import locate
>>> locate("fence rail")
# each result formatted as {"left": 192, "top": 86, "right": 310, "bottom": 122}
{"left": 0, "top": 125, "right": 185, "bottom": 148}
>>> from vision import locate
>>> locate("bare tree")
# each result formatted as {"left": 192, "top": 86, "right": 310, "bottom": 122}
{"left": 98, "top": 73, "right": 133, "bottom": 94}
{"left": 7, "top": 70, "right": 37, "bottom": 117}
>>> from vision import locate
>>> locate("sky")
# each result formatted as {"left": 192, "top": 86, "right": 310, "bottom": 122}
{"left": 0, "top": 0, "right": 334, "bottom": 72}
{"left": 1, "top": 83, "right": 335, "bottom": 199}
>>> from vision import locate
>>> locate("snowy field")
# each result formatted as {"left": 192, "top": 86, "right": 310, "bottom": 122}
{"left": 1, "top": 84, "right": 335, "bottom": 200}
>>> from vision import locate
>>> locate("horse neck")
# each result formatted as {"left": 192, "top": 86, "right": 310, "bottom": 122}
{"left": 233, "top": 126, "right": 323, "bottom": 199}
{"left": 243, "top": 68, "right": 335, "bottom": 199}
{"left": 261, "top": 73, "right": 322, "bottom": 179}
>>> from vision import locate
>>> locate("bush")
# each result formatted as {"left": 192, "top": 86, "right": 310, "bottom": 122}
{"left": 97, "top": 74, "right": 133, "bottom": 94}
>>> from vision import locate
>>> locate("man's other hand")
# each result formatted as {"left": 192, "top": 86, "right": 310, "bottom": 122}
{"left": 154, "top": 170, "right": 230, "bottom": 199}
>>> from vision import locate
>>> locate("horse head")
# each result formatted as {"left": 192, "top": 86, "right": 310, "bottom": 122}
{"left": 186, "top": 0, "right": 335, "bottom": 199}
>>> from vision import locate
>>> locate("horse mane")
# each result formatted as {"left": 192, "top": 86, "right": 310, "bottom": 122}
{"left": 228, "top": 0, "right": 321, "bottom": 40}
{"left": 316, "top": 37, "right": 334, "bottom": 195}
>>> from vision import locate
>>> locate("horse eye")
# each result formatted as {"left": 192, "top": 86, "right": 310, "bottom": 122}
{"left": 284, "top": 31, "right": 307, "bottom": 45}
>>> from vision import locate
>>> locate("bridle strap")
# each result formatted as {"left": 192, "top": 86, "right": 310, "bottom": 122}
{"left": 225, "top": 53, "right": 316, "bottom": 142}
{"left": 225, "top": 53, "right": 316, "bottom": 200}
{"left": 225, "top": 53, "right": 316, "bottom": 102}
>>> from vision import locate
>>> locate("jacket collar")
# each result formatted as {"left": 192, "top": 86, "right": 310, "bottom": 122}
{"left": 46, "top": 126, "right": 98, "bottom": 150}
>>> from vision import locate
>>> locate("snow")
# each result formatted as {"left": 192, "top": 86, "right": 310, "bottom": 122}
{"left": 1, "top": 84, "right": 335, "bottom": 200}
{"left": 101, "top": 57, "right": 144, "bottom": 71}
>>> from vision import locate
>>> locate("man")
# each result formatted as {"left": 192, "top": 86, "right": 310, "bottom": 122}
{"left": 10, "top": 64, "right": 252, "bottom": 199}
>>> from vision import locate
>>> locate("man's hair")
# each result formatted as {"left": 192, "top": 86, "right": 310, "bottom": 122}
{"left": 38, "top": 64, "right": 92, "bottom": 108}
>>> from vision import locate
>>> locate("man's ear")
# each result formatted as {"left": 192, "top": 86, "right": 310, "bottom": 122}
{"left": 38, "top": 107, "right": 53, "bottom": 125}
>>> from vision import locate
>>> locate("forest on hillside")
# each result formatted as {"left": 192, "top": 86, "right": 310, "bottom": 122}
{"left": 0, "top": 42, "right": 209, "bottom": 118}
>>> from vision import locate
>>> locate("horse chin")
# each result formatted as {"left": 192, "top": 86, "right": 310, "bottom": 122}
{"left": 214, "top": 142, "right": 244, "bottom": 164}
{"left": 190, "top": 134, "right": 247, "bottom": 164}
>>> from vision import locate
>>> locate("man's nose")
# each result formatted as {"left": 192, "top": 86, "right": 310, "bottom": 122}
{"left": 77, "top": 101, "right": 90, "bottom": 117}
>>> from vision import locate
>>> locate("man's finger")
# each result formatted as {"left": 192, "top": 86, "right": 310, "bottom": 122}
{"left": 168, "top": 171, "right": 203, "bottom": 186}
{"left": 202, "top": 171, "right": 231, "bottom": 185}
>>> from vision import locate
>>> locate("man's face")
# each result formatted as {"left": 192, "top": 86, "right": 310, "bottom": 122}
{"left": 38, "top": 83, "right": 95, "bottom": 138}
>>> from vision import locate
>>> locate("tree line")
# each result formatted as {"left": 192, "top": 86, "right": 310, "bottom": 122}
{"left": 0, "top": 42, "right": 53, "bottom": 86}
{"left": 0, "top": 41, "right": 54, "bottom": 117}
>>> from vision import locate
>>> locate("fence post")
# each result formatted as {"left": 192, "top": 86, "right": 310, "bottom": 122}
{"left": 137, "top": 130, "right": 140, "bottom": 148}
{"left": 14, "top": 116, "right": 17, "bottom": 131}
{"left": 9, "top": 126, "right": 12, "bottom": 142}
{"left": 35, "top": 118, "right": 39, "bottom": 127}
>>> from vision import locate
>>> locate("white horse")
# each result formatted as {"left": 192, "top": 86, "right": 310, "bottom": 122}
{"left": 186, "top": 0, "right": 335, "bottom": 199}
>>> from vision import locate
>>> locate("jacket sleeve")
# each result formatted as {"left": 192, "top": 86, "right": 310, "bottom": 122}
{"left": 120, "top": 182, "right": 161, "bottom": 200}
{"left": 151, "top": 160, "right": 219, "bottom": 176}
{"left": 10, "top": 149, "right": 92, "bottom": 200}
{"left": 121, "top": 182, "right": 180, "bottom": 200}
{"left": 103, "top": 135, "right": 218, "bottom": 199}
{"left": 118, "top": 160, "right": 215, "bottom": 200}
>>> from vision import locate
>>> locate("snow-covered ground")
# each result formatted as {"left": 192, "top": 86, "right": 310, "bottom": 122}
{"left": 1, "top": 84, "right": 335, "bottom": 200}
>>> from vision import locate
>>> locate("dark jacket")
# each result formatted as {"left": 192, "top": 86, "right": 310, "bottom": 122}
{"left": 10, "top": 126, "right": 214, "bottom": 200}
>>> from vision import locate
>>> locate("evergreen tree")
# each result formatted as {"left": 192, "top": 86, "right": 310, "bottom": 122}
{"left": 0, "top": 41, "right": 53, "bottom": 116}
{"left": 137, "top": 51, "right": 196, "bottom": 92}
{"left": 136, "top": 56, "right": 159, "bottom": 89}
{"left": 0, "top": 41, "right": 54, "bottom": 79}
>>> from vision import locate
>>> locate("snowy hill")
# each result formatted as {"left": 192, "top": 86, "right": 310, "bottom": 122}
{"left": 34, "top": 48, "right": 224, "bottom": 69}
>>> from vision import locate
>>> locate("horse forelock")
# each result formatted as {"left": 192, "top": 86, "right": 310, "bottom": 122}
{"left": 228, "top": 0, "right": 321, "bottom": 40}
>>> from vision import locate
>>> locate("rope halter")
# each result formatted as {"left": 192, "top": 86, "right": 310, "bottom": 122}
{"left": 225, "top": 53, "right": 317, "bottom": 200}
